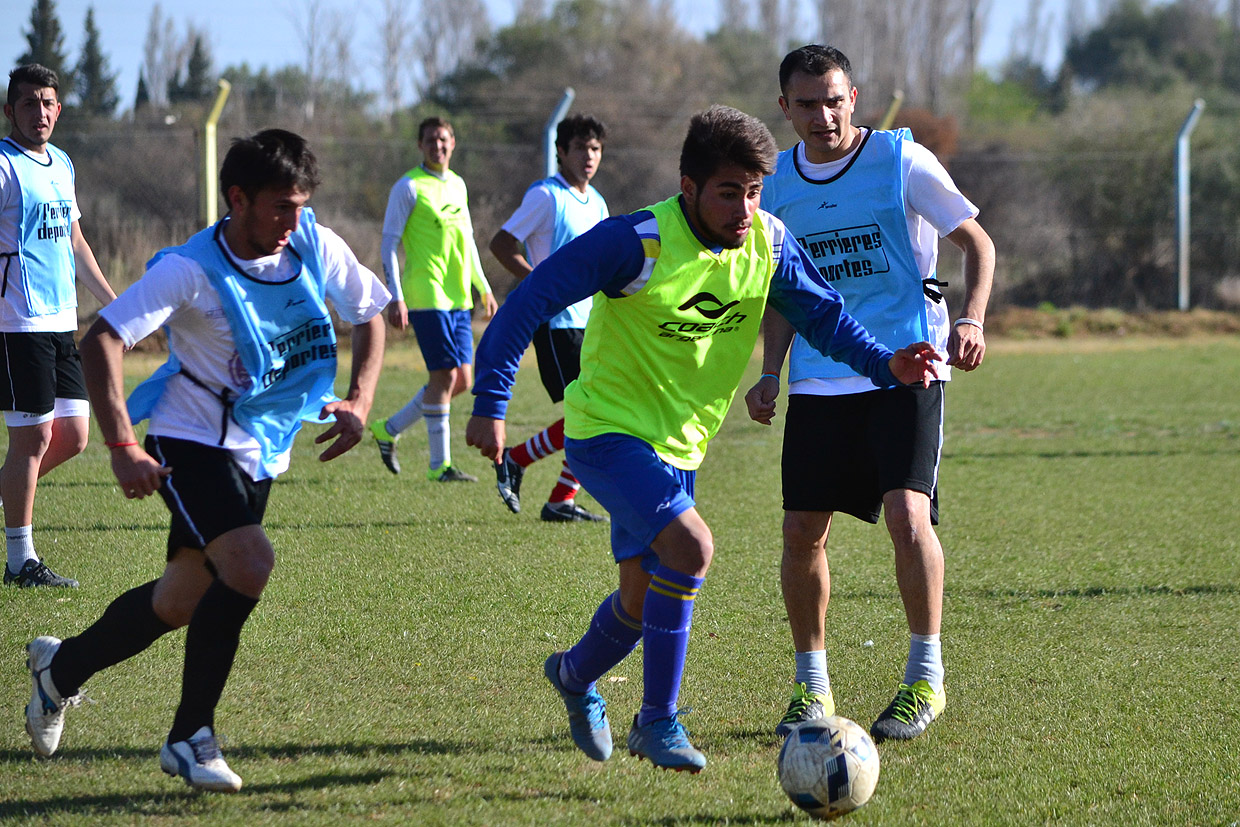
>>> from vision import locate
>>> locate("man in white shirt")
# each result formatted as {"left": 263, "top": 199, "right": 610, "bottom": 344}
{"left": 1, "top": 64, "right": 117, "bottom": 588}
{"left": 488, "top": 113, "right": 609, "bottom": 523}
{"left": 746, "top": 44, "right": 994, "bottom": 744}
{"left": 22, "top": 130, "right": 388, "bottom": 792}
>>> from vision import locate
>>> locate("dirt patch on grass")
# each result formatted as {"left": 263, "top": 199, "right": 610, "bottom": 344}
{"left": 988, "top": 307, "right": 1240, "bottom": 339}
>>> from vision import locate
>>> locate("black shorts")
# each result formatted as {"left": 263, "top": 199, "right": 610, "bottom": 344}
{"left": 145, "top": 435, "right": 272, "bottom": 559}
{"left": 781, "top": 383, "right": 944, "bottom": 524}
{"left": 0, "top": 330, "right": 87, "bottom": 415}
{"left": 531, "top": 324, "right": 584, "bottom": 403}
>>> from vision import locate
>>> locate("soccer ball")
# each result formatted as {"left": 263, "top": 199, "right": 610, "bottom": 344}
{"left": 778, "top": 716, "right": 880, "bottom": 820}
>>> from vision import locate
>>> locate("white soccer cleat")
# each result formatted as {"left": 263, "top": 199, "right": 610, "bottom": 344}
{"left": 160, "top": 726, "right": 243, "bottom": 792}
{"left": 25, "top": 635, "right": 82, "bottom": 757}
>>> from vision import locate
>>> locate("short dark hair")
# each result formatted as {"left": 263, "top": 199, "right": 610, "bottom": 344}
{"left": 220, "top": 129, "right": 320, "bottom": 203}
{"left": 7, "top": 64, "right": 59, "bottom": 108}
{"left": 418, "top": 116, "right": 454, "bottom": 142}
{"left": 779, "top": 45, "right": 853, "bottom": 95}
{"left": 555, "top": 113, "right": 607, "bottom": 151}
{"left": 679, "top": 105, "right": 777, "bottom": 188}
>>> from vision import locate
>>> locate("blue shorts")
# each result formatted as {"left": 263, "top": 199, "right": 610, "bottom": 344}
{"left": 409, "top": 308, "right": 474, "bottom": 371}
{"left": 564, "top": 433, "right": 696, "bottom": 574}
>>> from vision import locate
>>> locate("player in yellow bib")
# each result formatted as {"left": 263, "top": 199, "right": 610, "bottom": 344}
{"left": 467, "top": 106, "right": 940, "bottom": 772}
{"left": 370, "top": 117, "right": 496, "bottom": 482}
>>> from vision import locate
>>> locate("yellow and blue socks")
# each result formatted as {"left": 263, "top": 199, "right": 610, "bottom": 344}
{"left": 560, "top": 591, "right": 642, "bottom": 693}
{"left": 638, "top": 566, "right": 704, "bottom": 726}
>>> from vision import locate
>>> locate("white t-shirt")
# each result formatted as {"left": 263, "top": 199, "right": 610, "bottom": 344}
{"left": 789, "top": 131, "right": 978, "bottom": 396}
{"left": 500, "top": 173, "right": 609, "bottom": 268}
{"left": 101, "top": 222, "right": 390, "bottom": 478}
{"left": 0, "top": 141, "right": 82, "bottom": 332}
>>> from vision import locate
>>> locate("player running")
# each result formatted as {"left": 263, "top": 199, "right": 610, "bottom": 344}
{"left": 22, "top": 130, "right": 388, "bottom": 791}
{"left": 488, "top": 113, "right": 609, "bottom": 523}
{"left": 467, "top": 105, "right": 941, "bottom": 772}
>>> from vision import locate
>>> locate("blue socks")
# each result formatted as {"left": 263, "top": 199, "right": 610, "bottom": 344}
{"left": 638, "top": 565, "right": 703, "bottom": 726}
{"left": 561, "top": 591, "right": 641, "bottom": 693}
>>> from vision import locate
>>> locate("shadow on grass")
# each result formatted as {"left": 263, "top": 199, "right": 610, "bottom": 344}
{"left": 0, "top": 739, "right": 469, "bottom": 818}
{"left": 980, "top": 583, "right": 1239, "bottom": 600}
{"left": 946, "top": 444, "right": 1240, "bottom": 460}
{"left": 0, "top": 771, "right": 391, "bottom": 818}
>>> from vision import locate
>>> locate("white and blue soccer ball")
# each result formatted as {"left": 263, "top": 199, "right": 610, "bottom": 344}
{"left": 778, "top": 716, "right": 880, "bottom": 820}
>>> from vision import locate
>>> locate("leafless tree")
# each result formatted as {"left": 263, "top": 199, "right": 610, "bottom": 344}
{"left": 290, "top": 0, "right": 353, "bottom": 121}
{"left": 412, "top": 0, "right": 491, "bottom": 98}
{"left": 142, "top": 3, "right": 179, "bottom": 108}
{"left": 515, "top": 0, "right": 548, "bottom": 21}
{"left": 758, "top": 0, "right": 798, "bottom": 50}
{"left": 375, "top": 0, "right": 412, "bottom": 122}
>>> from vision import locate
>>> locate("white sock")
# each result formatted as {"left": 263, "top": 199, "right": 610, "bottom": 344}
{"left": 794, "top": 649, "right": 831, "bottom": 697}
{"left": 425, "top": 404, "right": 450, "bottom": 471}
{"left": 904, "top": 633, "right": 944, "bottom": 694}
{"left": 387, "top": 386, "right": 427, "bottom": 435}
{"left": 6, "top": 525, "right": 37, "bottom": 572}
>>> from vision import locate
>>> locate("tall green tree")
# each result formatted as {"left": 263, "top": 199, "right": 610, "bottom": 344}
{"left": 74, "top": 7, "right": 119, "bottom": 117}
{"left": 17, "top": 0, "right": 73, "bottom": 97}
{"left": 168, "top": 35, "right": 213, "bottom": 104}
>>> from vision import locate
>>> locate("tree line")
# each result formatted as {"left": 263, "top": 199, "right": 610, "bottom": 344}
{"left": 12, "top": 0, "right": 1240, "bottom": 311}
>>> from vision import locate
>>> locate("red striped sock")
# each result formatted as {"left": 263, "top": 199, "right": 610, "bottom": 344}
{"left": 510, "top": 418, "right": 565, "bottom": 468}
{"left": 548, "top": 460, "right": 580, "bottom": 503}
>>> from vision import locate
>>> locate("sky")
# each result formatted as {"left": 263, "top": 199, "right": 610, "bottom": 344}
{"left": 1, "top": 0, "right": 1064, "bottom": 112}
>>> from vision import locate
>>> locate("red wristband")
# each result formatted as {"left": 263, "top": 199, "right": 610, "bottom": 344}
{"left": 106, "top": 441, "right": 139, "bottom": 449}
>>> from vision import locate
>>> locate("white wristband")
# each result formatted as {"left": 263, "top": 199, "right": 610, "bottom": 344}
{"left": 954, "top": 317, "right": 984, "bottom": 332}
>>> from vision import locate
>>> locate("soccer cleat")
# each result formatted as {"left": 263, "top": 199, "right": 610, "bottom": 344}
{"left": 869, "top": 680, "right": 946, "bottom": 743}
{"left": 160, "top": 726, "right": 243, "bottom": 792}
{"left": 6, "top": 558, "right": 78, "bottom": 588}
{"left": 543, "top": 652, "right": 612, "bottom": 761}
{"left": 495, "top": 449, "right": 524, "bottom": 513}
{"left": 627, "top": 713, "right": 706, "bottom": 773}
{"left": 541, "top": 501, "right": 609, "bottom": 523}
{"left": 26, "top": 636, "right": 84, "bottom": 757}
{"left": 775, "top": 682, "right": 835, "bottom": 737}
{"left": 369, "top": 419, "right": 400, "bottom": 474}
{"left": 428, "top": 464, "right": 477, "bottom": 482}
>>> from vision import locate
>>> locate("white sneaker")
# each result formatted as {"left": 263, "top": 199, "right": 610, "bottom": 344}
{"left": 26, "top": 636, "right": 83, "bottom": 757}
{"left": 160, "top": 726, "right": 243, "bottom": 792}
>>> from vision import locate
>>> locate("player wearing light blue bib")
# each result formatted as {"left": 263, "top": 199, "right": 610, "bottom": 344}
{"left": 746, "top": 45, "right": 995, "bottom": 745}
{"left": 23, "top": 131, "right": 388, "bottom": 792}
{"left": 488, "top": 114, "right": 610, "bottom": 523}
{"left": 1, "top": 65, "right": 117, "bottom": 589}
{"left": 469, "top": 106, "right": 940, "bottom": 773}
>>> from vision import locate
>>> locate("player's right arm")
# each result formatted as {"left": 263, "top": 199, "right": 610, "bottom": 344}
{"left": 744, "top": 308, "right": 797, "bottom": 425}
{"left": 80, "top": 319, "right": 170, "bottom": 499}
{"left": 489, "top": 230, "right": 533, "bottom": 280}
{"left": 380, "top": 178, "right": 416, "bottom": 330}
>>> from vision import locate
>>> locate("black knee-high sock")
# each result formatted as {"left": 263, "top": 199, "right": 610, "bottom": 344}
{"left": 50, "top": 580, "right": 174, "bottom": 697}
{"left": 167, "top": 579, "right": 258, "bottom": 743}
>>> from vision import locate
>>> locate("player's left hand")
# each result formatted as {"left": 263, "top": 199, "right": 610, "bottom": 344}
{"left": 889, "top": 342, "right": 943, "bottom": 387}
{"left": 946, "top": 323, "right": 985, "bottom": 371}
{"left": 744, "top": 374, "right": 780, "bottom": 425}
{"left": 315, "top": 400, "right": 367, "bottom": 461}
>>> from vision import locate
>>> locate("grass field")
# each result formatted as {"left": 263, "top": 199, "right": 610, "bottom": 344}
{"left": 2, "top": 335, "right": 1238, "bottom": 825}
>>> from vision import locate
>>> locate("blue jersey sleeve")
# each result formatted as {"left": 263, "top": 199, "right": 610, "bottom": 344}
{"left": 472, "top": 215, "right": 647, "bottom": 418}
{"left": 766, "top": 231, "right": 899, "bottom": 387}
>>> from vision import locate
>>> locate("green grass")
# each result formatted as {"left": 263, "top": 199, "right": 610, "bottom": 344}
{"left": 2, "top": 336, "right": 1239, "bottom": 825}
